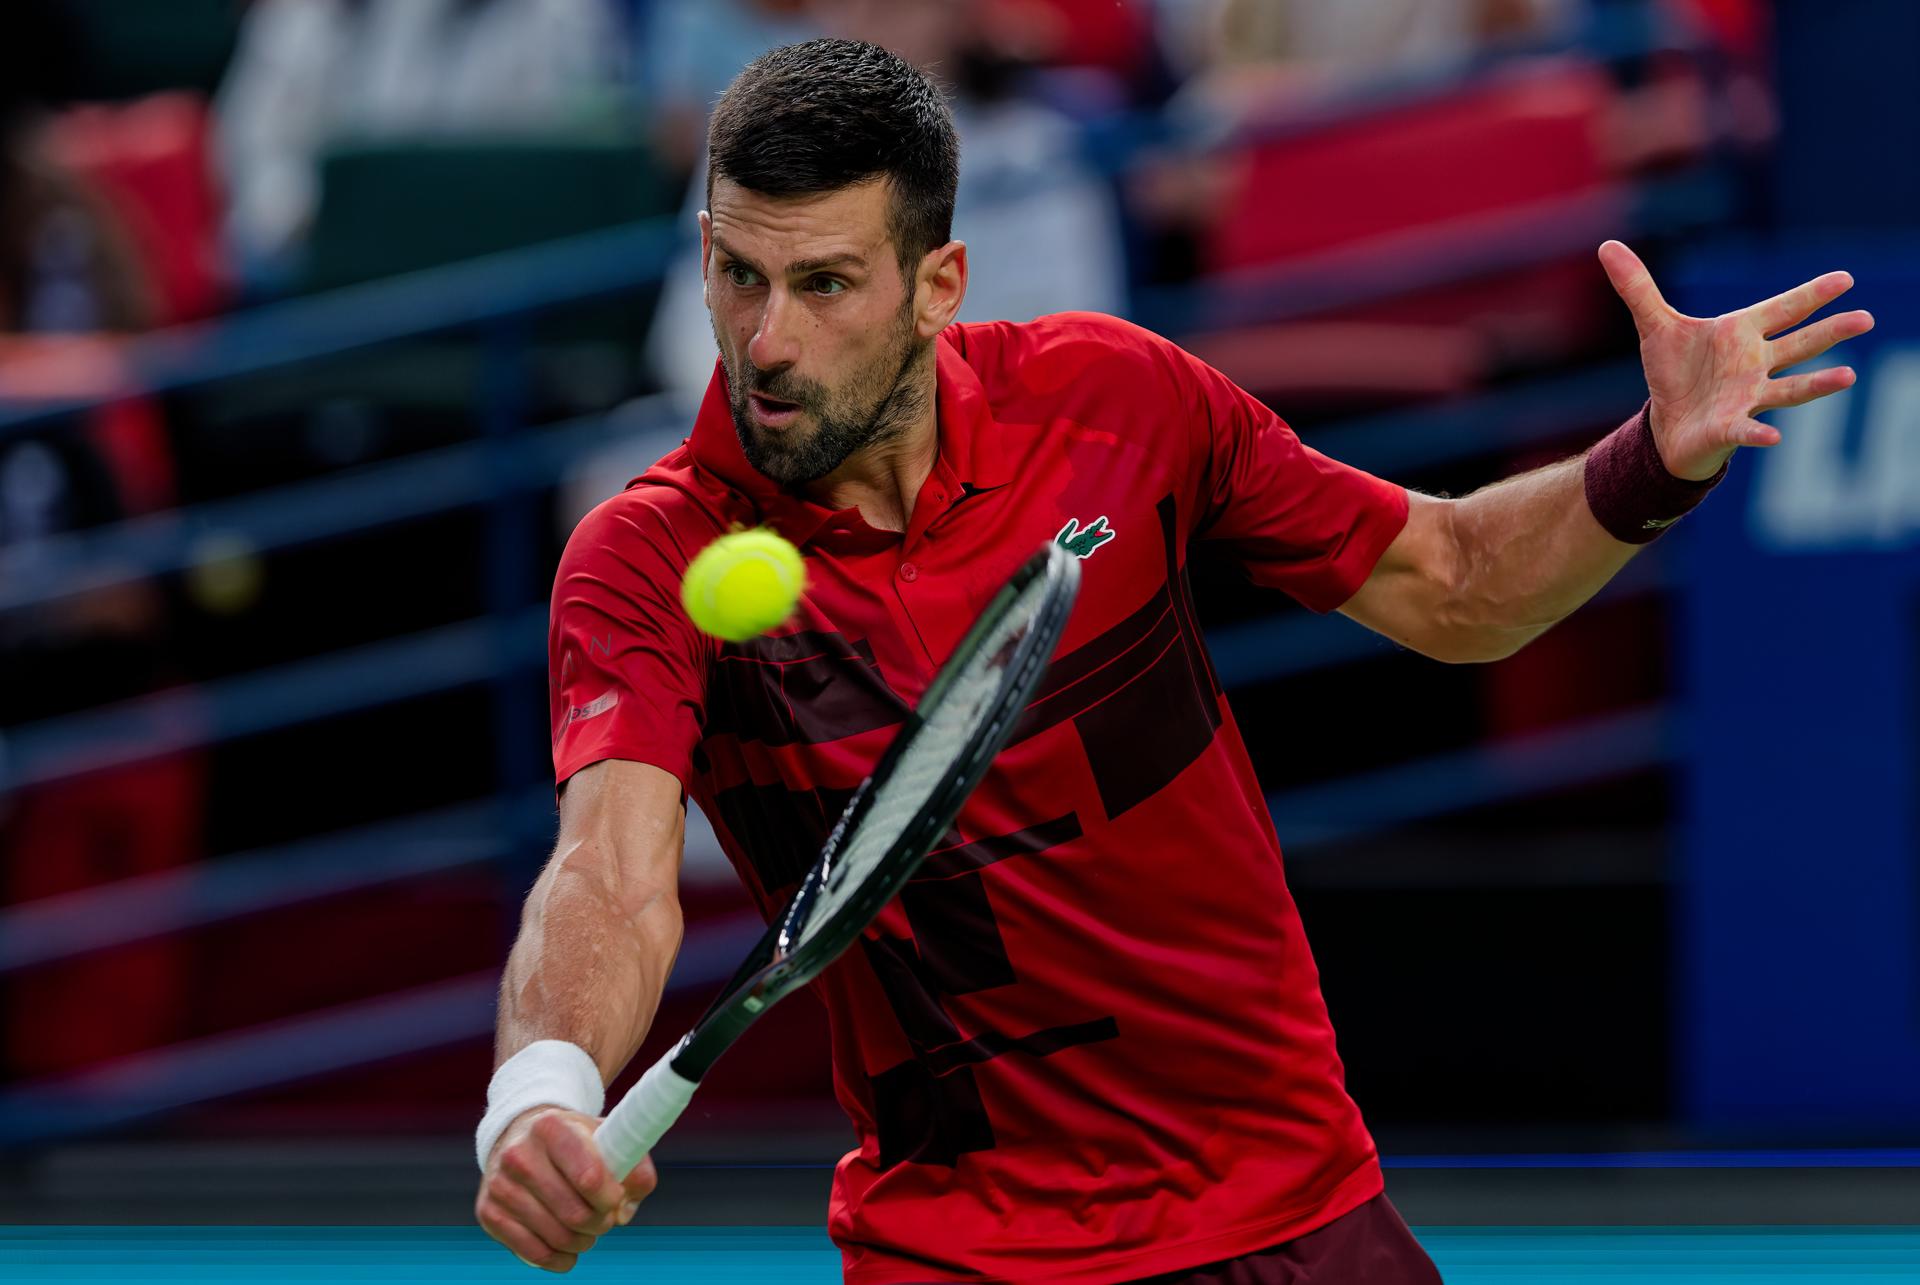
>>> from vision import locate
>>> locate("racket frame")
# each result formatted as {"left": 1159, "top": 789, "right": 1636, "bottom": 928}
{"left": 673, "top": 541, "right": 1078, "bottom": 1079}
{"left": 592, "top": 543, "right": 1078, "bottom": 1174}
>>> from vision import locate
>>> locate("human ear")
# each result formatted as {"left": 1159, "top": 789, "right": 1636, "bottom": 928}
{"left": 915, "top": 240, "right": 968, "bottom": 338}
{"left": 698, "top": 210, "right": 714, "bottom": 310}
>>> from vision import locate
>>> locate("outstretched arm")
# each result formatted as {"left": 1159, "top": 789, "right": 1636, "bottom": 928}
{"left": 475, "top": 758, "right": 687, "bottom": 1272}
{"left": 1339, "top": 241, "right": 1874, "bottom": 662}
{"left": 495, "top": 759, "right": 687, "bottom": 1080}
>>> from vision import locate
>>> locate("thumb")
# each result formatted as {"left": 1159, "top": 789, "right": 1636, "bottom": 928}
{"left": 620, "top": 1154, "right": 659, "bottom": 1202}
{"left": 1598, "top": 240, "right": 1671, "bottom": 332}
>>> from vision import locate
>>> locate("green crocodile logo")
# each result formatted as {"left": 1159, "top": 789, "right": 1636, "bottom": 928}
{"left": 1055, "top": 516, "right": 1116, "bottom": 559}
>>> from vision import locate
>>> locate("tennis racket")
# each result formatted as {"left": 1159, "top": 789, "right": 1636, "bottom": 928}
{"left": 592, "top": 541, "right": 1080, "bottom": 1175}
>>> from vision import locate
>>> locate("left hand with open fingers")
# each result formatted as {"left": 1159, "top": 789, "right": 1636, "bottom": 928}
{"left": 1596, "top": 239, "right": 1875, "bottom": 481}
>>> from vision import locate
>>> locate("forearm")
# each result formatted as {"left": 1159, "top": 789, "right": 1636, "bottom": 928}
{"left": 1442, "top": 453, "right": 1638, "bottom": 657}
{"left": 495, "top": 836, "right": 684, "bottom": 1084}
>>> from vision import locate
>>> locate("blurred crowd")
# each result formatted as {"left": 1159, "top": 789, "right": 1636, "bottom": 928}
{"left": 0, "top": 0, "right": 1772, "bottom": 382}
{"left": 0, "top": 0, "right": 1769, "bottom": 1120}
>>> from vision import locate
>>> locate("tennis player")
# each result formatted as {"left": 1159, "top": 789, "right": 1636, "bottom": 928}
{"left": 474, "top": 38, "right": 1872, "bottom": 1281}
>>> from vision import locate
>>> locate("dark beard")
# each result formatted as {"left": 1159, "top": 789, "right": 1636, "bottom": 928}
{"left": 719, "top": 299, "right": 930, "bottom": 488}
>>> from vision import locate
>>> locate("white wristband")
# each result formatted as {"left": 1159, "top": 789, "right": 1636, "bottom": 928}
{"left": 475, "top": 1040, "right": 606, "bottom": 1173}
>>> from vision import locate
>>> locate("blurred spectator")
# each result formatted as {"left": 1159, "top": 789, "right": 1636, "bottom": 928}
{"left": 1, "top": 0, "right": 202, "bottom": 1081}
{"left": 1193, "top": 0, "right": 1582, "bottom": 106}
{"left": 0, "top": 6, "right": 152, "bottom": 336}
{"left": 1665, "top": 0, "right": 1767, "bottom": 59}
{"left": 643, "top": 0, "right": 1126, "bottom": 406}
{"left": 214, "top": 0, "right": 626, "bottom": 283}
{"left": 46, "top": 94, "right": 231, "bottom": 326}
{"left": 637, "top": 0, "right": 821, "bottom": 177}
{"left": 971, "top": 0, "right": 1162, "bottom": 107}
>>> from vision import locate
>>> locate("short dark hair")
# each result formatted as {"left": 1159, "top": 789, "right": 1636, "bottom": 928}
{"left": 707, "top": 39, "right": 960, "bottom": 280}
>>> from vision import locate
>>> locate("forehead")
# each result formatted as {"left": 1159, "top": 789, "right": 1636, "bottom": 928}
{"left": 708, "top": 177, "right": 894, "bottom": 268}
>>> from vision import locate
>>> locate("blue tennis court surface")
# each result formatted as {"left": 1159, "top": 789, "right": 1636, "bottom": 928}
{"left": 5, "top": 1227, "right": 1920, "bottom": 1282}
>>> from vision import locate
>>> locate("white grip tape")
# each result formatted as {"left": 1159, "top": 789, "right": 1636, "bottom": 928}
{"left": 475, "top": 1040, "right": 605, "bottom": 1173}
{"left": 593, "top": 1051, "right": 698, "bottom": 1177}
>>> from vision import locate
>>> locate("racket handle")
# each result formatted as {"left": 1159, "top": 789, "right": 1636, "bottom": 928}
{"left": 593, "top": 1047, "right": 698, "bottom": 1177}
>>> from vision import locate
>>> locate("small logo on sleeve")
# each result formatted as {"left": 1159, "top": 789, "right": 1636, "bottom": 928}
{"left": 1055, "top": 516, "right": 1116, "bottom": 559}
{"left": 559, "top": 690, "right": 618, "bottom": 737}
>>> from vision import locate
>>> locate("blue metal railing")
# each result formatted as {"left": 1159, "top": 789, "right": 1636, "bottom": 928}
{"left": 0, "top": 222, "right": 685, "bottom": 436}
{"left": 0, "top": 912, "right": 769, "bottom": 1146}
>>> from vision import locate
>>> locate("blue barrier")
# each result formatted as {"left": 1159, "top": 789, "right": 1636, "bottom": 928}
{"left": 0, "top": 912, "right": 768, "bottom": 1146}
{"left": 0, "top": 792, "right": 549, "bottom": 972}
{"left": 1136, "top": 172, "right": 1730, "bottom": 338}
{"left": 0, "top": 222, "right": 686, "bottom": 435}
{"left": 0, "top": 609, "right": 547, "bottom": 793}
{"left": 0, "top": 404, "right": 675, "bottom": 614}
{"left": 1269, "top": 705, "right": 1673, "bottom": 850}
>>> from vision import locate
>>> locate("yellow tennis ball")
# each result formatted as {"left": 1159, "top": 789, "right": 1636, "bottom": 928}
{"left": 682, "top": 527, "right": 806, "bottom": 642}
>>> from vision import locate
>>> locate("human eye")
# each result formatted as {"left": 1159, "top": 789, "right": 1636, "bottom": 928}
{"left": 723, "top": 262, "right": 762, "bottom": 288}
{"left": 806, "top": 275, "right": 847, "bottom": 297}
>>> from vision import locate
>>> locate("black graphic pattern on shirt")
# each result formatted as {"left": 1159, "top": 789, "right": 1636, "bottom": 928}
{"left": 861, "top": 813, "right": 1119, "bottom": 1170}
{"left": 1012, "top": 493, "right": 1223, "bottom": 817}
{"left": 707, "top": 629, "right": 907, "bottom": 749}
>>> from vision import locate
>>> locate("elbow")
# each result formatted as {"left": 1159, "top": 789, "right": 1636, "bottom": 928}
{"left": 1359, "top": 496, "right": 1548, "bottom": 664}
{"left": 1427, "top": 516, "right": 1550, "bottom": 662}
{"left": 1425, "top": 630, "right": 1533, "bottom": 665}
{"left": 1426, "top": 588, "right": 1547, "bottom": 665}
{"left": 1424, "top": 595, "right": 1553, "bottom": 663}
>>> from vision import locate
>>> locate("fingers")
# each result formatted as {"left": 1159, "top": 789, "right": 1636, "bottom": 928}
{"left": 1769, "top": 309, "right": 1875, "bottom": 373}
{"left": 535, "top": 1113, "right": 628, "bottom": 1221}
{"left": 475, "top": 1193, "right": 580, "bottom": 1274}
{"left": 478, "top": 1114, "right": 630, "bottom": 1272}
{"left": 493, "top": 1178, "right": 600, "bottom": 1257}
{"left": 1750, "top": 269, "right": 1855, "bottom": 337}
{"left": 508, "top": 1130, "right": 617, "bottom": 1237}
{"left": 1756, "top": 365, "right": 1856, "bottom": 412}
{"left": 1724, "top": 417, "right": 1781, "bottom": 449}
{"left": 1598, "top": 240, "right": 1672, "bottom": 331}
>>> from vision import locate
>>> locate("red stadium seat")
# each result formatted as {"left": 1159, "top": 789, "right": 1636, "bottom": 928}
{"left": 1190, "top": 58, "right": 1625, "bottom": 405}
{"left": 49, "top": 93, "right": 230, "bottom": 325}
{"left": 1206, "top": 58, "right": 1616, "bottom": 272}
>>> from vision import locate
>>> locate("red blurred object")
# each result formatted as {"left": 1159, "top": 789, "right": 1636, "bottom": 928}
{"left": 981, "top": 0, "right": 1154, "bottom": 81}
{"left": 1205, "top": 59, "right": 1615, "bottom": 273}
{"left": 4, "top": 756, "right": 206, "bottom": 1077}
{"left": 88, "top": 397, "right": 175, "bottom": 517}
{"left": 1668, "top": 0, "right": 1769, "bottom": 60}
{"left": 1192, "top": 59, "right": 1624, "bottom": 404}
{"left": 48, "top": 94, "right": 230, "bottom": 325}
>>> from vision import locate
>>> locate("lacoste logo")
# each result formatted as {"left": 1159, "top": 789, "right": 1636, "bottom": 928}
{"left": 1055, "top": 516, "right": 1116, "bottom": 559}
{"left": 558, "top": 690, "right": 618, "bottom": 739}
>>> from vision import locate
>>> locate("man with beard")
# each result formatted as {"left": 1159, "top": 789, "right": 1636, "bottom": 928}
{"left": 475, "top": 37, "right": 1870, "bottom": 1282}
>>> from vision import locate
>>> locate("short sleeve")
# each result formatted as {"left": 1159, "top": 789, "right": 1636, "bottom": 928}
{"left": 549, "top": 490, "right": 713, "bottom": 792}
{"left": 1171, "top": 341, "right": 1410, "bottom": 613}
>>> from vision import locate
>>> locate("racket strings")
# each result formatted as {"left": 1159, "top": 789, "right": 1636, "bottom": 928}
{"left": 792, "top": 583, "right": 1046, "bottom": 946}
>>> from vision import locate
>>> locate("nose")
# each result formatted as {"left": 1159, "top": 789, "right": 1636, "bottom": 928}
{"left": 747, "top": 290, "right": 801, "bottom": 373}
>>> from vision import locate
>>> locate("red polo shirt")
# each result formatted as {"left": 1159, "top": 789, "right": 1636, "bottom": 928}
{"left": 550, "top": 313, "right": 1409, "bottom": 1284}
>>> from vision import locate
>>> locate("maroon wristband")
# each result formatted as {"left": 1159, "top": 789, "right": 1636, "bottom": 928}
{"left": 1582, "top": 401, "right": 1727, "bottom": 544}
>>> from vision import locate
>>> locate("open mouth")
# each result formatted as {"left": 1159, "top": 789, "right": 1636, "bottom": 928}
{"left": 749, "top": 392, "right": 803, "bottom": 426}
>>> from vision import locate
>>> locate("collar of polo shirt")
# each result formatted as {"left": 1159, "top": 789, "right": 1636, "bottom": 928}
{"left": 683, "top": 333, "right": 1013, "bottom": 548}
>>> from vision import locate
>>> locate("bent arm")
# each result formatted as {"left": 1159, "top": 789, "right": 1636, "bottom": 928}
{"left": 496, "top": 759, "right": 687, "bottom": 1085}
{"left": 1339, "top": 456, "right": 1638, "bottom": 664}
